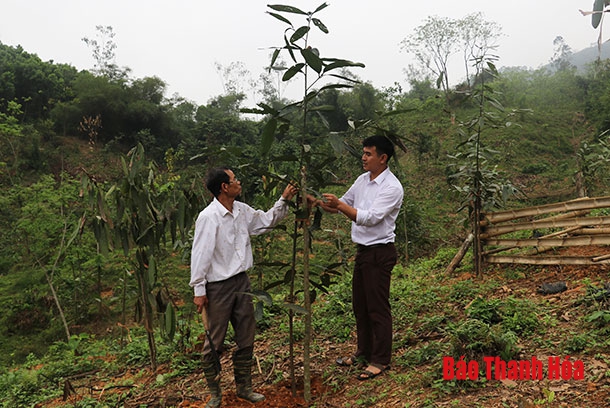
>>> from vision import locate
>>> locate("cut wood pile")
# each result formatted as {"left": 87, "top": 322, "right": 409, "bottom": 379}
{"left": 480, "top": 196, "right": 610, "bottom": 265}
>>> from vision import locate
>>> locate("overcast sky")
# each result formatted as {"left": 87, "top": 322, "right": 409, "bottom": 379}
{"left": 0, "top": 0, "right": 603, "bottom": 106}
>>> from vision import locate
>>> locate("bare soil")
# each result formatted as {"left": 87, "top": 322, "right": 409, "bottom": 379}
{"left": 40, "top": 247, "right": 610, "bottom": 407}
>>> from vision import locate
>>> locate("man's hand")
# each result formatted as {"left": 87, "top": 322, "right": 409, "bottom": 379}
{"left": 282, "top": 183, "right": 298, "bottom": 201}
{"left": 194, "top": 295, "right": 208, "bottom": 313}
{"left": 321, "top": 193, "right": 357, "bottom": 221}
{"left": 306, "top": 194, "right": 319, "bottom": 208}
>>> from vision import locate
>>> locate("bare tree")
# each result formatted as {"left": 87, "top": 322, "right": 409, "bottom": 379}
{"left": 457, "top": 13, "right": 502, "bottom": 86}
{"left": 82, "top": 25, "right": 126, "bottom": 80}
{"left": 400, "top": 16, "right": 458, "bottom": 95}
{"left": 401, "top": 14, "right": 502, "bottom": 93}
{"left": 550, "top": 36, "right": 574, "bottom": 72}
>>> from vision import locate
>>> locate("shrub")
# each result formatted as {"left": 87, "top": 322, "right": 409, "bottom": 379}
{"left": 447, "top": 319, "right": 519, "bottom": 361}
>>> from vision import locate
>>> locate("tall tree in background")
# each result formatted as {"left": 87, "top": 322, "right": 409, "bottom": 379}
{"left": 82, "top": 25, "right": 128, "bottom": 80}
{"left": 550, "top": 36, "right": 574, "bottom": 72}
{"left": 401, "top": 14, "right": 502, "bottom": 96}
{"left": 400, "top": 16, "right": 458, "bottom": 96}
{"left": 457, "top": 12, "right": 502, "bottom": 87}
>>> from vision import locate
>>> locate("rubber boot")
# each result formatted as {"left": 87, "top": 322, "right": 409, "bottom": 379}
{"left": 202, "top": 360, "right": 222, "bottom": 408}
{"left": 233, "top": 352, "right": 265, "bottom": 403}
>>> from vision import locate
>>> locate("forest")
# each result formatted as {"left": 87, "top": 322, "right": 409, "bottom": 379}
{"left": 2, "top": 3, "right": 610, "bottom": 407}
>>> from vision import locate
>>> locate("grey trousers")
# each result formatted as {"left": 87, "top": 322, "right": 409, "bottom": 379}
{"left": 203, "top": 272, "right": 256, "bottom": 362}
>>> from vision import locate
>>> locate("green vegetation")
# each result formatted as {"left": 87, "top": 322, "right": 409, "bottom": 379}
{"left": 2, "top": 3, "right": 610, "bottom": 406}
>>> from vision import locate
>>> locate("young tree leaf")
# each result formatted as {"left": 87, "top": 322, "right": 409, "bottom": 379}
{"left": 290, "top": 26, "right": 310, "bottom": 43}
{"left": 164, "top": 304, "right": 176, "bottom": 340}
{"left": 328, "top": 73, "right": 360, "bottom": 83}
{"left": 313, "top": 3, "right": 330, "bottom": 13}
{"left": 593, "top": 0, "right": 605, "bottom": 28}
{"left": 308, "top": 104, "right": 335, "bottom": 111}
{"left": 323, "top": 59, "right": 365, "bottom": 72}
{"left": 312, "top": 18, "right": 329, "bottom": 33}
{"left": 282, "top": 63, "right": 305, "bottom": 81}
{"left": 301, "top": 47, "right": 323, "bottom": 73}
{"left": 284, "top": 35, "right": 297, "bottom": 62}
{"left": 283, "top": 302, "right": 308, "bottom": 315}
{"left": 268, "top": 4, "right": 307, "bottom": 15}
{"left": 250, "top": 289, "right": 273, "bottom": 306}
{"left": 309, "top": 207, "right": 323, "bottom": 231}
{"left": 267, "top": 11, "right": 293, "bottom": 26}
{"left": 147, "top": 254, "right": 156, "bottom": 287}
{"left": 328, "top": 132, "right": 345, "bottom": 155}
{"left": 318, "top": 84, "right": 353, "bottom": 92}
{"left": 269, "top": 48, "right": 281, "bottom": 73}
{"left": 261, "top": 118, "right": 277, "bottom": 155}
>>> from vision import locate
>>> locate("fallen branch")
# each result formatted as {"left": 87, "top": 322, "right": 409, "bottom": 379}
{"left": 445, "top": 233, "right": 473, "bottom": 274}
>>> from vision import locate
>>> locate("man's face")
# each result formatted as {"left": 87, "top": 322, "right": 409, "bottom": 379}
{"left": 223, "top": 170, "right": 242, "bottom": 197}
{"left": 362, "top": 145, "right": 386, "bottom": 174}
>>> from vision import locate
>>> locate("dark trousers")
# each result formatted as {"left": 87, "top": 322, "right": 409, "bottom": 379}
{"left": 203, "top": 272, "right": 256, "bottom": 362}
{"left": 352, "top": 243, "right": 396, "bottom": 366}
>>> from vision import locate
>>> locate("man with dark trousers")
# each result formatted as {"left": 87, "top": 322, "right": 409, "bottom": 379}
{"left": 320, "top": 135, "right": 404, "bottom": 380}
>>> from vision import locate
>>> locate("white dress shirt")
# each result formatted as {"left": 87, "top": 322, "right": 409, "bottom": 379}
{"left": 190, "top": 197, "right": 289, "bottom": 296}
{"left": 340, "top": 167, "right": 404, "bottom": 246}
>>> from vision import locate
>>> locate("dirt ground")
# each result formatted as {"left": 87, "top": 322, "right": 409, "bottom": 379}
{"left": 41, "top": 247, "right": 610, "bottom": 407}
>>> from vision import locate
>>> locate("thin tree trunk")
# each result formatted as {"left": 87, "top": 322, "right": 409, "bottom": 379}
{"left": 45, "top": 270, "right": 71, "bottom": 341}
{"left": 289, "top": 221, "right": 298, "bottom": 396}
{"left": 300, "top": 166, "right": 311, "bottom": 403}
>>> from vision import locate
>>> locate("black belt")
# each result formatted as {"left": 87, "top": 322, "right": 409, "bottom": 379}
{"left": 356, "top": 242, "right": 392, "bottom": 251}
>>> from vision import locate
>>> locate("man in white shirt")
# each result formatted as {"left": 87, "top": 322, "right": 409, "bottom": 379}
{"left": 190, "top": 167, "right": 297, "bottom": 407}
{"left": 320, "top": 135, "right": 404, "bottom": 381}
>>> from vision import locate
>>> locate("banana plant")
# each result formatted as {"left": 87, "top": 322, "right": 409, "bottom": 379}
{"left": 82, "top": 143, "right": 202, "bottom": 369}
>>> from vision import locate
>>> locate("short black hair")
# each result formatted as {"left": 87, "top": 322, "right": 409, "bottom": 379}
{"left": 206, "top": 167, "right": 230, "bottom": 198}
{"left": 363, "top": 135, "right": 395, "bottom": 160}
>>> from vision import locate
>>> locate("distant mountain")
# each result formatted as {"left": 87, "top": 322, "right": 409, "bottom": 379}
{"left": 567, "top": 40, "right": 610, "bottom": 71}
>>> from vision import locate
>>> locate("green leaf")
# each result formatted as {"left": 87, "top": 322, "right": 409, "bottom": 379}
{"left": 261, "top": 118, "right": 277, "bottom": 155}
{"left": 308, "top": 104, "right": 335, "bottom": 112}
{"left": 312, "top": 18, "right": 328, "bottom": 33}
{"left": 310, "top": 207, "right": 323, "bottom": 231}
{"left": 328, "top": 132, "right": 345, "bottom": 155}
{"left": 593, "top": 0, "right": 605, "bottom": 28}
{"left": 313, "top": 3, "right": 329, "bottom": 13}
{"left": 240, "top": 107, "right": 266, "bottom": 115}
{"left": 267, "top": 4, "right": 307, "bottom": 15}
{"left": 250, "top": 290, "right": 273, "bottom": 306}
{"left": 323, "top": 59, "right": 365, "bottom": 72}
{"left": 378, "top": 108, "right": 417, "bottom": 118}
{"left": 301, "top": 47, "right": 323, "bottom": 73}
{"left": 283, "top": 302, "right": 308, "bottom": 315}
{"left": 164, "top": 304, "right": 176, "bottom": 340}
{"left": 256, "top": 102, "right": 279, "bottom": 115}
{"left": 318, "top": 84, "right": 353, "bottom": 92}
{"left": 254, "top": 302, "right": 264, "bottom": 321}
{"left": 269, "top": 48, "right": 281, "bottom": 72}
{"left": 327, "top": 73, "right": 360, "bottom": 83}
{"left": 283, "top": 35, "right": 297, "bottom": 62}
{"left": 267, "top": 12, "right": 292, "bottom": 26}
{"left": 282, "top": 63, "right": 305, "bottom": 81}
{"left": 147, "top": 255, "right": 156, "bottom": 287}
{"left": 290, "top": 26, "right": 310, "bottom": 43}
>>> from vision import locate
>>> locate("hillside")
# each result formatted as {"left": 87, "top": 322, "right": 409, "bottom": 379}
{"left": 32, "top": 246, "right": 610, "bottom": 408}
{"left": 4, "top": 36, "right": 610, "bottom": 407}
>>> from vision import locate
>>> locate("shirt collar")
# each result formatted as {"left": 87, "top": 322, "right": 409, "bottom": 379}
{"left": 369, "top": 166, "right": 391, "bottom": 184}
{"left": 212, "top": 197, "right": 232, "bottom": 216}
